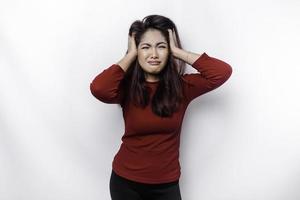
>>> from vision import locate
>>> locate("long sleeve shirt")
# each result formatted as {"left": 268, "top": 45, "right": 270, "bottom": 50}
{"left": 90, "top": 52, "right": 232, "bottom": 184}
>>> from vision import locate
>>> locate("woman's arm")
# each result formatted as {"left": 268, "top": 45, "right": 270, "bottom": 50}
{"left": 90, "top": 63, "right": 125, "bottom": 104}
{"left": 180, "top": 51, "right": 233, "bottom": 102}
{"left": 116, "top": 52, "right": 137, "bottom": 72}
{"left": 172, "top": 48, "right": 202, "bottom": 66}
{"left": 167, "top": 29, "right": 232, "bottom": 102}
{"left": 90, "top": 33, "right": 138, "bottom": 104}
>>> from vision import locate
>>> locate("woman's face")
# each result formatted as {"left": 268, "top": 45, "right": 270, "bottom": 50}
{"left": 137, "top": 29, "right": 169, "bottom": 81}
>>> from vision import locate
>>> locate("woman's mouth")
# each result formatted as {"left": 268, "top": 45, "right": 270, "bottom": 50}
{"left": 148, "top": 61, "right": 161, "bottom": 65}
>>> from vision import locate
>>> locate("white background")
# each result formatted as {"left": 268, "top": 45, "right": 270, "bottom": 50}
{"left": 1, "top": 0, "right": 300, "bottom": 199}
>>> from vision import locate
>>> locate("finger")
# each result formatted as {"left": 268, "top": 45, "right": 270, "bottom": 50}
{"left": 172, "top": 30, "right": 178, "bottom": 47}
{"left": 168, "top": 29, "right": 174, "bottom": 44}
{"left": 168, "top": 29, "right": 172, "bottom": 38}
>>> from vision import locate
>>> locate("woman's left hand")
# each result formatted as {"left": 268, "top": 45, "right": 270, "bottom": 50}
{"left": 168, "top": 29, "right": 179, "bottom": 55}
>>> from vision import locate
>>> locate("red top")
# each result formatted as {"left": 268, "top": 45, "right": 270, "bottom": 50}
{"left": 90, "top": 52, "right": 232, "bottom": 184}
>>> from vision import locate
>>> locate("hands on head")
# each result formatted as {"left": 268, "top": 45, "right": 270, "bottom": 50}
{"left": 167, "top": 29, "right": 179, "bottom": 54}
{"left": 126, "top": 29, "right": 179, "bottom": 58}
{"left": 127, "top": 32, "right": 138, "bottom": 57}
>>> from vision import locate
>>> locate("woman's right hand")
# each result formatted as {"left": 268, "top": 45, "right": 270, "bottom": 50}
{"left": 117, "top": 32, "right": 138, "bottom": 72}
{"left": 127, "top": 32, "right": 138, "bottom": 57}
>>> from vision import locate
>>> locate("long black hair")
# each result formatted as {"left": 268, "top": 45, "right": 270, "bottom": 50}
{"left": 119, "top": 14, "right": 187, "bottom": 118}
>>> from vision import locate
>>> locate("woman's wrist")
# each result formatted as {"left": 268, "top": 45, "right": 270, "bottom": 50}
{"left": 172, "top": 48, "right": 200, "bottom": 65}
{"left": 117, "top": 53, "right": 137, "bottom": 72}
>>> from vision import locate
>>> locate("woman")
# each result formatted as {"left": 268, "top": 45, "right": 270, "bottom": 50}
{"left": 90, "top": 14, "right": 232, "bottom": 200}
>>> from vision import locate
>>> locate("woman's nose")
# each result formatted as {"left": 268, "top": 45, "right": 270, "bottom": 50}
{"left": 151, "top": 49, "right": 158, "bottom": 57}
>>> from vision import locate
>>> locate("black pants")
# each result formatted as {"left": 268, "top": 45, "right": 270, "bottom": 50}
{"left": 109, "top": 170, "right": 182, "bottom": 200}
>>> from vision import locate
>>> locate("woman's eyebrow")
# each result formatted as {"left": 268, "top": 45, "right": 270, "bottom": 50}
{"left": 140, "top": 42, "right": 167, "bottom": 46}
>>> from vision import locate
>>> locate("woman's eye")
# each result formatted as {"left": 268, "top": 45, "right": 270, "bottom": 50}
{"left": 141, "top": 46, "right": 166, "bottom": 49}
